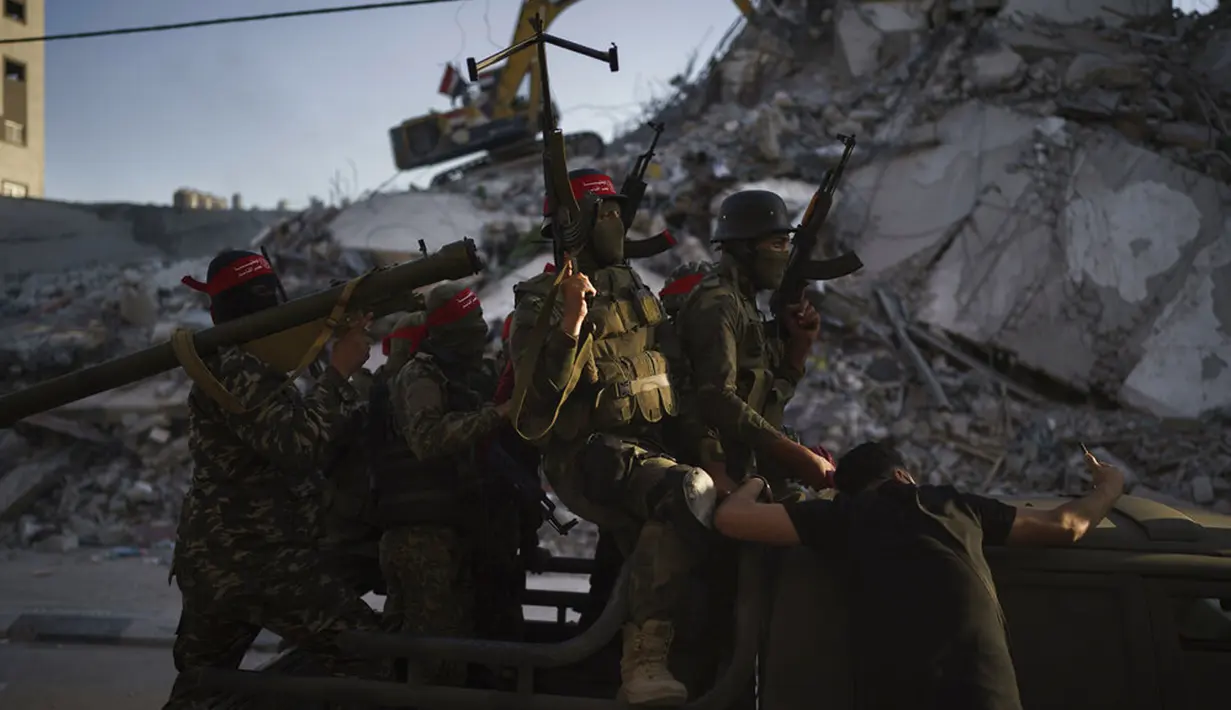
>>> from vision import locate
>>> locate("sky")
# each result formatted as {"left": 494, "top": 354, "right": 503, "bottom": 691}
{"left": 42, "top": 0, "right": 743, "bottom": 208}
{"left": 40, "top": 0, "right": 1219, "bottom": 208}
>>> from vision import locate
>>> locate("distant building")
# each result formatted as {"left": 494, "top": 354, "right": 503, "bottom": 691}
{"left": 231, "top": 192, "right": 243, "bottom": 210}
{"left": 0, "top": 0, "right": 45, "bottom": 198}
{"left": 173, "top": 187, "right": 229, "bottom": 211}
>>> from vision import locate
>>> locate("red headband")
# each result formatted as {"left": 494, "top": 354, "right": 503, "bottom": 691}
{"left": 659, "top": 272, "right": 706, "bottom": 298}
{"left": 543, "top": 173, "right": 620, "bottom": 215}
{"left": 381, "top": 323, "right": 428, "bottom": 356}
{"left": 427, "top": 288, "right": 481, "bottom": 328}
{"left": 182, "top": 255, "right": 274, "bottom": 297}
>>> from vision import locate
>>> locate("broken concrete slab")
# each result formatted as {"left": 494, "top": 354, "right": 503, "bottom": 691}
{"left": 999, "top": 0, "right": 1171, "bottom": 27}
{"left": 836, "top": 101, "right": 1042, "bottom": 275}
{"left": 328, "top": 192, "right": 534, "bottom": 265}
{"left": 1194, "top": 28, "right": 1231, "bottom": 95}
{"left": 1119, "top": 231, "right": 1231, "bottom": 419}
{"left": 0, "top": 450, "right": 73, "bottom": 523}
{"left": 834, "top": 0, "right": 929, "bottom": 80}
{"left": 0, "top": 197, "right": 291, "bottom": 276}
{"left": 965, "top": 45, "right": 1026, "bottom": 92}
{"left": 918, "top": 123, "right": 1231, "bottom": 417}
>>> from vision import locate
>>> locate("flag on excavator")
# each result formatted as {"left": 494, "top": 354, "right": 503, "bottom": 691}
{"left": 438, "top": 63, "right": 468, "bottom": 101}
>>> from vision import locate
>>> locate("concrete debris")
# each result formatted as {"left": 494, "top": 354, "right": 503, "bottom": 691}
{"left": 4, "top": 0, "right": 1231, "bottom": 550}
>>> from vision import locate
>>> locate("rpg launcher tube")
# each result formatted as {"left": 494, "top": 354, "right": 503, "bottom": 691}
{"left": 0, "top": 238, "right": 483, "bottom": 428}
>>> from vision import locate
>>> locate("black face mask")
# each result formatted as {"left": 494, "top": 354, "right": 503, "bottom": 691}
{"left": 428, "top": 318, "right": 488, "bottom": 362}
{"left": 584, "top": 197, "right": 626, "bottom": 266}
{"left": 210, "top": 277, "right": 282, "bottom": 324}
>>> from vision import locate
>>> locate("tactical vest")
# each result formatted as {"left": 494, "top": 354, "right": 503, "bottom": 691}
{"left": 368, "top": 353, "right": 488, "bottom": 528}
{"left": 516, "top": 265, "right": 678, "bottom": 445}
{"left": 684, "top": 269, "right": 794, "bottom": 429}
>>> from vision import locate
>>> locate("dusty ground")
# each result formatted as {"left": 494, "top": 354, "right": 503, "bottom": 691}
{"left": 0, "top": 548, "right": 180, "bottom": 621}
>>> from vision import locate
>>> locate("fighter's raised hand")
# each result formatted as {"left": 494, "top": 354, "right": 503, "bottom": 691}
{"left": 558, "top": 254, "right": 596, "bottom": 339}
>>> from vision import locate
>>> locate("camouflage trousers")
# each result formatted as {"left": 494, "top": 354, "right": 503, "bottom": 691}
{"left": 379, "top": 525, "right": 475, "bottom": 686}
{"left": 544, "top": 437, "right": 700, "bottom": 625}
{"left": 162, "top": 545, "right": 385, "bottom": 710}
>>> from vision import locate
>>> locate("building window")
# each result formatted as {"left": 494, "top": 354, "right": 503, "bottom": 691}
{"left": 3, "top": 119, "right": 23, "bottom": 145}
{"left": 4, "top": 58, "right": 24, "bottom": 82}
{"left": 1, "top": 180, "right": 28, "bottom": 198}
{"left": 3, "top": 1, "right": 24, "bottom": 24}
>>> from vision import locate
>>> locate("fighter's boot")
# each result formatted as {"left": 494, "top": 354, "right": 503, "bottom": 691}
{"left": 617, "top": 620, "right": 688, "bottom": 706}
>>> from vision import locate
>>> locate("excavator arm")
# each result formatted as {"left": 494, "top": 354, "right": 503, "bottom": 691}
{"left": 487, "top": 0, "right": 584, "bottom": 122}
{"left": 493, "top": 0, "right": 756, "bottom": 124}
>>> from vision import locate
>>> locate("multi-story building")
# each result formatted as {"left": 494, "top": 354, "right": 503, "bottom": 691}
{"left": 173, "top": 187, "right": 230, "bottom": 211}
{"left": 0, "top": 0, "right": 43, "bottom": 198}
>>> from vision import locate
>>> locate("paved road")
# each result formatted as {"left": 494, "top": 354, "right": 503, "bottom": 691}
{"left": 0, "top": 642, "right": 273, "bottom": 710}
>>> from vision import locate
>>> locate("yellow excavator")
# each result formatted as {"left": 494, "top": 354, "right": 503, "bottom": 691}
{"left": 389, "top": 0, "right": 758, "bottom": 179}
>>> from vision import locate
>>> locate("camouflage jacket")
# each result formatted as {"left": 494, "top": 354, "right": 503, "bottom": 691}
{"left": 675, "top": 258, "right": 802, "bottom": 475}
{"left": 177, "top": 347, "right": 364, "bottom": 558}
{"left": 388, "top": 351, "right": 503, "bottom": 465}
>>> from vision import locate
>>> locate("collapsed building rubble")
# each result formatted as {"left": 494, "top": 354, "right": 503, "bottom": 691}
{"left": 2, "top": 0, "right": 1229, "bottom": 552}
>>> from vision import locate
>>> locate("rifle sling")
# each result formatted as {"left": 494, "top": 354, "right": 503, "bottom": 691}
{"left": 169, "top": 271, "right": 372, "bottom": 414}
{"left": 509, "top": 271, "right": 595, "bottom": 443}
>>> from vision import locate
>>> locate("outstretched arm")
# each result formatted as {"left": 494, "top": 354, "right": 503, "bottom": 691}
{"left": 713, "top": 478, "right": 802, "bottom": 546}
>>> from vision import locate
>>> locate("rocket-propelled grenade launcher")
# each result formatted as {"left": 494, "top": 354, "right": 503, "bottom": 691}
{"left": 0, "top": 239, "right": 483, "bottom": 429}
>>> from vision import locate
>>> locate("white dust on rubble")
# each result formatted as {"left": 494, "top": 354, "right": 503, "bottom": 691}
{"left": 3, "top": 1, "right": 1231, "bottom": 552}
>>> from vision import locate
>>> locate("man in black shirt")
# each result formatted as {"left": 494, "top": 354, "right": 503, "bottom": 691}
{"left": 712, "top": 440, "right": 1126, "bottom": 710}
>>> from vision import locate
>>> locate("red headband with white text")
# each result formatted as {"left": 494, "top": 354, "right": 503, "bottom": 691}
{"left": 182, "top": 254, "right": 274, "bottom": 297}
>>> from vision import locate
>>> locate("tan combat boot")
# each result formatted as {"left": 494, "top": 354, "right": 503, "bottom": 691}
{"left": 617, "top": 620, "right": 688, "bottom": 706}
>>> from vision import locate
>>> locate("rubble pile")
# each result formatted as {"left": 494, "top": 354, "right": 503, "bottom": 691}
{"left": 0, "top": 206, "right": 381, "bottom": 550}
{"left": 2, "top": 0, "right": 1230, "bottom": 551}
{"left": 790, "top": 291, "right": 1231, "bottom": 511}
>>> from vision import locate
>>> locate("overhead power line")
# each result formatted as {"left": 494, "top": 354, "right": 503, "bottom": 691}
{"left": 0, "top": 0, "right": 463, "bottom": 45}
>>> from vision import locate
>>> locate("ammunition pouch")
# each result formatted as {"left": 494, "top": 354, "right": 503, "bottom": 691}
{"left": 511, "top": 266, "right": 678, "bottom": 446}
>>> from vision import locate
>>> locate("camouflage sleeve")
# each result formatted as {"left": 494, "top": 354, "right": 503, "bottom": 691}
{"left": 679, "top": 292, "right": 782, "bottom": 452}
{"left": 392, "top": 362, "right": 504, "bottom": 460}
{"left": 213, "top": 348, "right": 362, "bottom": 472}
{"left": 509, "top": 292, "right": 578, "bottom": 396}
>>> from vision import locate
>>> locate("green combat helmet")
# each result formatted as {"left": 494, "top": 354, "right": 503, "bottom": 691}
{"left": 658, "top": 260, "right": 716, "bottom": 319}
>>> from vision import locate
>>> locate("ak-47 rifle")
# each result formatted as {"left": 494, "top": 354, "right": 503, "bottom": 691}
{"left": 769, "top": 133, "right": 864, "bottom": 329}
{"left": 466, "top": 15, "right": 620, "bottom": 443}
{"left": 466, "top": 14, "right": 618, "bottom": 271}
{"left": 485, "top": 440, "right": 579, "bottom": 535}
{"left": 619, "top": 121, "right": 664, "bottom": 231}
{"left": 619, "top": 121, "right": 678, "bottom": 261}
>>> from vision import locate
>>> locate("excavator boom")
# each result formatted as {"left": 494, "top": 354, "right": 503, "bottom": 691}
{"left": 390, "top": 0, "right": 760, "bottom": 176}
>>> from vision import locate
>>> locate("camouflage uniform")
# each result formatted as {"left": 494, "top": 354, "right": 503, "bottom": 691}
{"left": 165, "top": 347, "right": 382, "bottom": 710}
{"left": 675, "top": 255, "right": 803, "bottom": 485}
{"left": 373, "top": 286, "right": 507, "bottom": 686}
{"left": 511, "top": 168, "right": 705, "bottom": 706}
{"left": 578, "top": 260, "right": 717, "bottom": 632}
{"left": 670, "top": 190, "right": 821, "bottom": 701}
